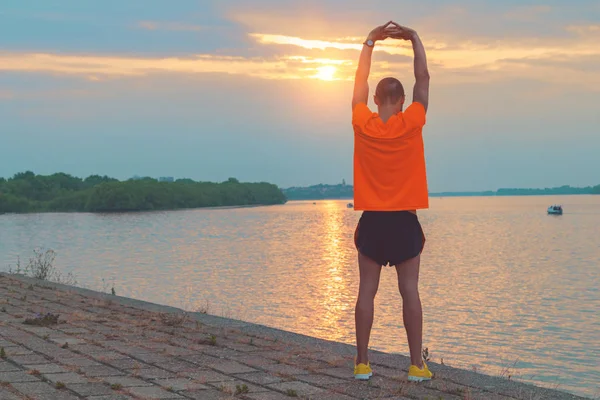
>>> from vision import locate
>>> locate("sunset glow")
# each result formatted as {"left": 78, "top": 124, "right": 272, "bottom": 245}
{"left": 313, "top": 65, "right": 337, "bottom": 81}
{"left": 0, "top": 22, "right": 598, "bottom": 88}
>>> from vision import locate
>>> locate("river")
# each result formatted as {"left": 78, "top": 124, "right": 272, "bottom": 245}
{"left": 1, "top": 195, "right": 598, "bottom": 398}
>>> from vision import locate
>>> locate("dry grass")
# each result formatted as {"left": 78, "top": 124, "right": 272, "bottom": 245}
{"left": 275, "top": 372, "right": 296, "bottom": 381}
{"left": 196, "top": 299, "right": 211, "bottom": 315}
{"left": 23, "top": 312, "right": 60, "bottom": 326}
{"left": 9, "top": 249, "right": 77, "bottom": 286}
{"left": 498, "top": 359, "right": 519, "bottom": 380}
{"left": 158, "top": 311, "right": 189, "bottom": 327}
{"left": 131, "top": 361, "right": 141, "bottom": 377}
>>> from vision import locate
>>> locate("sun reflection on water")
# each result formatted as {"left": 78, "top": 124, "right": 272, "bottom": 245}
{"left": 313, "top": 201, "right": 351, "bottom": 339}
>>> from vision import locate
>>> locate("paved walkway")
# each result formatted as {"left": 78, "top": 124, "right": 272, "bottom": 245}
{"left": 0, "top": 273, "right": 587, "bottom": 400}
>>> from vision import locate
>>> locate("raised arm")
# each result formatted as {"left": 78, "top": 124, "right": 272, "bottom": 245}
{"left": 352, "top": 22, "right": 393, "bottom": 110}
{"left": 410, "top": 33, "right": 430, "bottom": 112}
{"left": 386, "top": 24, "right": 430, "bottom": 112}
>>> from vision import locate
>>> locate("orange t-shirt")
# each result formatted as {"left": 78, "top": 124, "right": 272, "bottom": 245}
{"left": 352, "top": 102, "right": 429, "bottom": 211}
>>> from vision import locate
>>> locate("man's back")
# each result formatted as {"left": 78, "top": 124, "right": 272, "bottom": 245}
{"left": 352, "top": 101, "right": 429, "bottom": 211}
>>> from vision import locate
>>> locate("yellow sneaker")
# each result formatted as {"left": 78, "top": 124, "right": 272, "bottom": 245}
{"left": 354, "top": 362, "right": 373, "bottom": 380}
{"left": 408, "top": 361, "right": 432, "bottom": 382}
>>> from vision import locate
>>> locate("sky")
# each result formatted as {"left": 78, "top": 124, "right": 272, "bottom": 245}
{"left": 1, "top": 0, "right": 599, "bottom": 192}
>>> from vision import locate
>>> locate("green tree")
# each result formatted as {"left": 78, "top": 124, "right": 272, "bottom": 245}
{"left": 0, "top": 171, "right": 287, "bottom": 214}
{"left": 83, "top": 174, "right": 118, "bottom": 188}
{"left": 0, "top": 193, "right": 32, "bottom": 213}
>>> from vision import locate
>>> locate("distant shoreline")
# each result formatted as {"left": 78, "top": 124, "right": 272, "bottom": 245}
{"left": 284, "top": 193, "right": 598, "bottom": 201}
{"left": 429, "top": 192, "right": 598, "bottom": 198}
{"left": 283, "top": 184, "right": 599, "bottom": 201}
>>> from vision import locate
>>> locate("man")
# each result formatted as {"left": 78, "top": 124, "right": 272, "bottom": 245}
{"left": 351, "top": 21, "right": 432, "bottom": 382}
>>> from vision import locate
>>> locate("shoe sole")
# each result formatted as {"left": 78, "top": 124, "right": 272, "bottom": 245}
{"left": 354, "top": 372, "right": 373, "bottom": 380}
{"left": 408, "top": 375, "right": 432, "bottom": 382}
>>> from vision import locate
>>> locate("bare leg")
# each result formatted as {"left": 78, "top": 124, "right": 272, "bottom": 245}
{"left": 355, "top": 252, "right": 382, "bottom": 365}
{"left": 395, "top": 254, "right": 423, "bottom": 368}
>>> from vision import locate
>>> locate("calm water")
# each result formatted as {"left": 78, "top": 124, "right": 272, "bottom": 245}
{"left": 1, "top": 196, "right": 599, "bottom": 398}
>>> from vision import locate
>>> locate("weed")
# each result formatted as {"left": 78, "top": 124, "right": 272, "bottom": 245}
{"left": 209, "top": 334, "right": 217, "bottom": 346}
{"left": 61, "top": 342, "right": 69, "bottom": 349}
{"left": 286, "top": 389, "right": 298, "bottom": 397}
{"left": 196, "top": 299, "right": 211, "bottom": 314}
{"left": 0, "top": 347, "right": 6, "bottom": 359}
{"left": 27, "top": 284, "right": 34, "bottom": 290}
{"left": 55, "top": 381, "right": 66, "bottom": 389}
{"left": 7, "top": 256, "right": 23, "bottom": 275}
{"left": 29, "top": 369, "right": 41, "bottom": 376}
{"left": 132, "top": 362, "right": 141, "bottom": 377}
{"left": 111, "top": 383, "right": 123, "bottom": 390}
{"left": 235, "top": 384, "right": 249, "bottom": 395}
{"left": 111, "top": 286, "right": 116, "bottom": 296}
{"left": 499, "top": 360, "right": 519, "bottom": 381}
{"left": 422, "top": 347, "right": 431, "bottom": 363}
{"left": 26, "top": 248, "right": 56, "bottom": 280}
{"left": 449, "top": 387, "right": 465, "bottom": 395}
{"left": 219, "top": 384, "right": 233, "bottom": 394}
{"left": 396, "top": 381, "right": 404, "bottom": 396}
{"left": 23, "top": 312, "right": 60, "bottom": 326}
{"left": 166, "top": 386, "right": 174, "bottom": 392}
{"left": 10, "top": 249, "right": 77, "bottom": 285}
{"left": 159, "top": 312, "right": 188, "bottom": 327}
{"left": 249, "top": 338, "right": 254, "bottom": 346}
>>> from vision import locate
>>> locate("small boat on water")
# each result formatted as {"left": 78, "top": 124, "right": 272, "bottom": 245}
{"left": 547, "top": 205, "right": 563, "bottom": 215}
{"left": 347, "top": 203, "right": 354, "bottom": 208}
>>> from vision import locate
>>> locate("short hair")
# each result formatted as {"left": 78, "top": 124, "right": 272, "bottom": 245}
{"left": 375, "top": 77, "right": 405, "bottom": 105}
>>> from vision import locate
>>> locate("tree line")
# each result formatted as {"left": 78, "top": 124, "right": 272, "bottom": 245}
{"left": 282, "top": 184, "right": 353, "bottom": 200}
{"left": 0, "top": 172, "right": 287, "bottom": 214}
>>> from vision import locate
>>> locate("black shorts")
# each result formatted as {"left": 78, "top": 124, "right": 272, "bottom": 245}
{"left": 354, "top": 211, "right": 425, "bottom": 267}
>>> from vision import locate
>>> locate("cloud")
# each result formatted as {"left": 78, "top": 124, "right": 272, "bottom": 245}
{"left": 0, "top": 90, "right": 13, "bottom": 100}
{"left": 566, "top": 24, "right": 600, "bottom": 36}
{"left": 251, "top": 31, "right": 600, "bottom": 84}
{"left": 226, "top": 2, "right": 569, "bottom": 42}
{"left": 503, "top": 5, "right": 553, "bottom": 21}
{"left": 137, "top": 21, "right": 205, "bottom": 32}
{"left": 224, "top": 3, "right": 375, "bottom": 39}
{"left": 0, "top": 52, "right": 355, "bottom": 81}
{"left": 2, "top": 15, "right": 600, "bottom": 90}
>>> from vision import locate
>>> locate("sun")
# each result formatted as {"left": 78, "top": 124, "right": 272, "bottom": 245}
{"left": 314, "top": 65, "right": 337, "bottom": 81}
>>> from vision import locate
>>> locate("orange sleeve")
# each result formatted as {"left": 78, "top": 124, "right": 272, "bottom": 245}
{"left": 352, "top": 103, "right": 373, "bottom": 130}
{"left": 403, "top": 102, "right": 426, "bottom": 128}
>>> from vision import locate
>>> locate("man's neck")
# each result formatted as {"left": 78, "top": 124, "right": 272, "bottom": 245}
{"left": 377, "top": 105, "right": 403, "bottom": 123}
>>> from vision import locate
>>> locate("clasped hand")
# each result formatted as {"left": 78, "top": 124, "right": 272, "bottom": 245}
{"left": 368, "top": 21, "right": 417, "bottom": 43}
